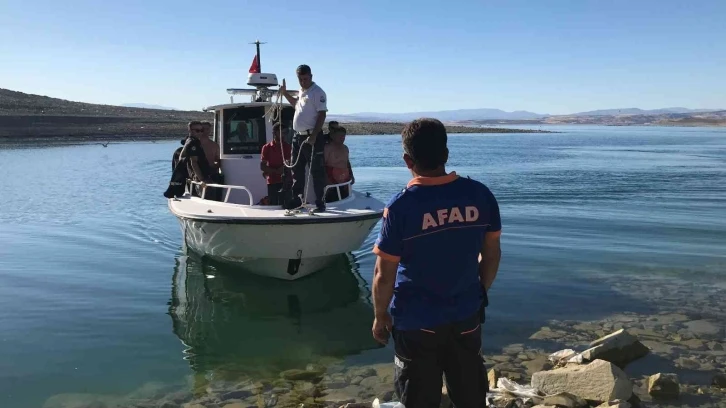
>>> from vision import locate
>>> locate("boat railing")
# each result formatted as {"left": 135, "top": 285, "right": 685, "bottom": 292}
{"left": 324, "top": 180, "right": 354, "bottom": 203}
{"left": 187, "top": 180, "right": 254, "bottom": 206}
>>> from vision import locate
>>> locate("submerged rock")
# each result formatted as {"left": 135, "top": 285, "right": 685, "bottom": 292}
{"left": 647, "top": 373, "right": 679, "bottom": 400}
{"left": 280, "top": 368, "right": 325, "bottom": 382}
{"left": 580, "top": 329, "right": 650, "bottom": 368}
{"left": 713, "top": 373, "right": 726, "bottom": 388}
{"left": 684, "top": 320, "right": 722, "bottom": 340}
{"left": 531, "top": 359, "right": 632, "bottom": 403}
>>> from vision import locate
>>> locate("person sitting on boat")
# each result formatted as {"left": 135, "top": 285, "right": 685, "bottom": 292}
{"left": 278, "top": 64, "right": 328, "bottom": 212}
{"left": 200, "top": 121, "right": 221, "bottom": 175}
{"left": 324, "top": 120, "right": 339, "bottom": 144}
{"left": 200, "top": 121, "right": 224, "bottom": 200}
{"left": 323, "top": 126, "right": 354, "bottom": 202}
{"left": 260, "top": 122, "right": 292, "bottom": 205}
{"left": 180, "top": 121, "right": 215, "bottom": 198}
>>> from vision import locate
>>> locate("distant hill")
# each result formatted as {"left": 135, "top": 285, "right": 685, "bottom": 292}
{"left": 0, "top": 88, "right": 204, "bottom": 117}
{"left": 571, "top": 107, "right": 722, "bottom": 116}
{"left": 0, "top": 88, "right": 546, "bottom": 140}
{"left": 121, "top": 103, "right": 177, "bottom": 110}
{"left": 330, "top": 108, "right": 547, "bottom": 122}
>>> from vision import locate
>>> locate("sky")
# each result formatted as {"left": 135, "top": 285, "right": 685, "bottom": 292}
{"left": 1, "top": 0, "right": 724, "bottom": 115}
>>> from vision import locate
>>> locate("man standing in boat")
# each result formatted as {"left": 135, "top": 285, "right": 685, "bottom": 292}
{"left": 180, "top": 121, "right": 215, "bottom": 198}
{"left": 371, "top": 118, "right": 502, "bottom": 407}
{"left": 278, "top": 64, "right": 328, "bottom": 212}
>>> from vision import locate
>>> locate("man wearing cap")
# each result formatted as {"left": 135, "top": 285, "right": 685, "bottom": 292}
{"left": 279, "top": 64, "right": 328, "bottom": 212}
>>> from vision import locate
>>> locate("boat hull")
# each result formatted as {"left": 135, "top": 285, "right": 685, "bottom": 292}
{"left": 178, "top": 215, "right": 380, "bottom": 280}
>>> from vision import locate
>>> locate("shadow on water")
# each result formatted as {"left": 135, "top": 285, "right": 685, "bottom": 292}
{"left": 168, "top": 251, "right": 383, "bottom": 386}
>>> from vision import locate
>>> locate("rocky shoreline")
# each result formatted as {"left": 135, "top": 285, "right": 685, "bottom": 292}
{"left": 42, "top": 275, "right": 725, "bottom": 408}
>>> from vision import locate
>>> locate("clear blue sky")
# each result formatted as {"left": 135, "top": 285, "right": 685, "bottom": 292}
{"left": 1, "top": 0, "right": 724, "bottom": 114}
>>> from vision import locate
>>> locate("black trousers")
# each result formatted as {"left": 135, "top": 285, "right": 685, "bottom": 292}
{"left": 393, "top": 312, "right": 488, "bottom": 408}
{"left": 267, "top": 183, "right": 284, "bottom": 205}
{"left": 291, "top": 131, "right": 326, "bottom": 207}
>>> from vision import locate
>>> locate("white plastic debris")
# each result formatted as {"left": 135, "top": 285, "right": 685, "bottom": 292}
{"left": 372, "top": 398, "right": 405, "bottom": 408}
{"left": 548, "top": 348, "right": 584, "bottom": 365}
{"left": 494, "top": 377, "right": 542, "bottom": 399}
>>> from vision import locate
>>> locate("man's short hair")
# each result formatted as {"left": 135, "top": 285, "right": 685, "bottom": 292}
{"left": 333, "top": 126, "right": 347, "bottom": 135}
{"left": 272, "top": 122, "right": 286, "bottom": 133}
{"left": 296, "top": 64, "right": 312, "bottom": 75}
{"left": 401, "top": 118, "right": 448, "bottom": 171}
{"left": 201, "top": 121, "right": 212, "bottom": 127}
{"left": 328, "top": 121, "right": 339, "bottom": 128}
{"left": 188, "top": 120, "right": 202, "bottom": 129}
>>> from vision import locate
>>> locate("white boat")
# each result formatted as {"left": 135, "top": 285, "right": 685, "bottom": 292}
{"left": 168, "top": 42, "right": 385, "bottom": 280}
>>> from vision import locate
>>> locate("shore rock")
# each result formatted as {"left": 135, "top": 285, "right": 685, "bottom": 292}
{"left": 524, "top": 356, "right": 554, "bottom": 375}
{"left": 543, "top": 391, "right": 587, "bottom": 407}
{"left": 647, "top": 373, "right": 679, "bottom": 400}
{"left": 531, "top": 359, "right": 632, "bottom": 402}
{"left": 580, "top": 329, "right": 650, "bottom": 368}
{"left": 596, "top": 400, "right": 631, "bottom": 408}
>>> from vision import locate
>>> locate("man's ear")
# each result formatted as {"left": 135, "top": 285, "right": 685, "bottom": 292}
{"left": 443, "top": 147, "right": 449, "bottom": 164}
{"left": 403, "top": 153, "right": 414, "bottom": 169}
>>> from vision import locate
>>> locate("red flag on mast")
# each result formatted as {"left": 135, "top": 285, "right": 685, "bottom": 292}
{"left": 249, "top": 55, "right": 260, "bottom": 73}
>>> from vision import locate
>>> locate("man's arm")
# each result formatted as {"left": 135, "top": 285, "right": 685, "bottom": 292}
{"left": 479, "top": 231, "right": 501, "bottom": 291}
{"left": 282, "top": 91, "right": 298, "bottom": 107}
{"left": 260, "top": 148, "right": 282, "bottom": 175}
{"left": 308, "top": 111, "right": 326, "bottom": 145}
{"left": 372, "top": 256, "right": 398, "bottom": 344}
{"left": 280, "top": 79, "right": 298, "bottom": 106}
{"left": 260, "top": 161, "right": 283, "bottom": 174}
{"left": 347, "top": 160, "right": 354, "bottom": 184}
{"left": 189, "top": 156, "right": 206, "bottom": 182}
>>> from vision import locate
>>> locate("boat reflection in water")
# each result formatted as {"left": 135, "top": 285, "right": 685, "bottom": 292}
{"left": 168, "top": 251, "right": 382, "bottom": 389}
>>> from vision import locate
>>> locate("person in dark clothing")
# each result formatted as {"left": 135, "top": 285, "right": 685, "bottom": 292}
{"left": 371, "top": 118, "right": 502, "bottom": 408}
{"left": 163, "top": 139, "right": 189, "bottom": 199}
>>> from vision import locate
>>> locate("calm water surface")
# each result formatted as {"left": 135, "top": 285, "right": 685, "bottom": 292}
{"left": 1, "top": 125, "right": 725, "bottom": 407}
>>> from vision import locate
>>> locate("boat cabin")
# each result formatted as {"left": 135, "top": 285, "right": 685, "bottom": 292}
{"left": 202, "top": 73, "right": 308, "bottom": 205}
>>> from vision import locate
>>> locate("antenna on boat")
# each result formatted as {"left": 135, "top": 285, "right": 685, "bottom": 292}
{"left": 249, "top": 39, "right": 266, "bottom": 72}
{"left": 226, "top": 40, "right": 296, "bottom": 103}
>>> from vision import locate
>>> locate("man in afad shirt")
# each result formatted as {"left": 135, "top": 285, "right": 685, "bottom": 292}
{"left": 372, "top": 118, "right": 502, "bottom": 408}
{"left": 260, "top": 122, "right": 292, "bottom": 205}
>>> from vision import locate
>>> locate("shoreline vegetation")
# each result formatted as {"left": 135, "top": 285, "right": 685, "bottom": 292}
{"left": 0, "top": 89, "right": 550, "bottom": 143}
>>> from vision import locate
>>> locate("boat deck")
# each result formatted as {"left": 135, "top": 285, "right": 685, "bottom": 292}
{"left": 169, "top": 191, "right": 385, "bottom": 224}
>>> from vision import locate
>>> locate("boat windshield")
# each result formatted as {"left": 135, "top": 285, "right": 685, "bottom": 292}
{"left": 222, "top": 106, "right": 267, "bottom": 154}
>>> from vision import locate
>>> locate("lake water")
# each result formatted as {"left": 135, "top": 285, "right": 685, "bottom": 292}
{"left": 1, "top": 126, "right": 725, "bottom": 407}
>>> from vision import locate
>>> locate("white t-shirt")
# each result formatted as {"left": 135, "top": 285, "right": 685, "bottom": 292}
{"left": 292, "top": 83, "right": 327, "bottom": 132}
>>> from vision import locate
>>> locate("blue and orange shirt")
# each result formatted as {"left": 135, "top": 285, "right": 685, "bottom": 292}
{"left": 373, "top": 172, "right": 501, "bottom": 331}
